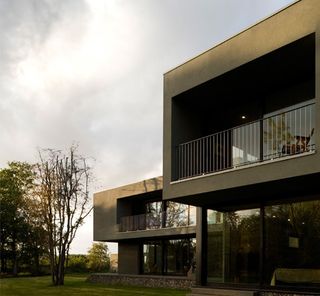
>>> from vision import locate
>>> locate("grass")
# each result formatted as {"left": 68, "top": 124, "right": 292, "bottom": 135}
{"left": 0, "top": 274, "right": 188, "bottom": 296}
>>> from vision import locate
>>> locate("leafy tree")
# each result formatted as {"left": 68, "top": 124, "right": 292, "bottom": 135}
{"left": 87, "top": 243, "right": 110, "bottom": 272}
{"left": 36, "top": 146, "right": 92, "bottom": 285}
{"left": 66, "top": 254, "right": 88, "bottom": 273}
{"left": 0, "top": 162, "right": 36, "bottom": 275}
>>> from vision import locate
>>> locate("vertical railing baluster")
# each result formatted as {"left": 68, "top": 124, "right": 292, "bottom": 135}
{"left": 206, "top": 137, "right": 208, "bottom": 173}
{"left": 304, "top": 106, "right": 306, "bottom": 151}
{"left": 296, "top": 110, "right": 297, "bottom": 154}
{"left": 299, "top": 107, "right": 301, "bottom": 153}
{"left": 186, "top": 143, "right": 189, "bottom": 178}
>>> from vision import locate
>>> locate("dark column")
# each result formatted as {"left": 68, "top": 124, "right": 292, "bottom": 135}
{"left": 196, "top": 207, "right": 207, "bottom": 286}
{"left": 118, "top": 242, "right": 141, "bottom": 274}
{"left": 259, "top": 205, "right": 265, "bottom": 287}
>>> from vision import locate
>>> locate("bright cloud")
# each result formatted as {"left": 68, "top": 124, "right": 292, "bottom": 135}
{"left": 0, "top": 0, "right": 295, "bottom": 254}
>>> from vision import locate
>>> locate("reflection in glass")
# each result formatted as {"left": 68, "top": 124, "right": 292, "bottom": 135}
{"left": 166, "top": 238, "right": 196, "bottom": 275}
{"left": 233, "top": 122, "right": 260, "bottom": 167}
{"left": 143, "top": 238, "right": 196, "bottom": 276}
{"left": 263, "top": 103, "right": 315, "bottom": 160}
{"left": 146, "top": 201, "right": 162, "bottom": 229}
{"left": 166, "top": 202, "right": 196, "bottom": 227}
{"left": 189, "top": 206, "right": 197, "bottom": 226}
{"left": 207, "top": 209, "right": 260, "bottom": 284}
{"left": 265, "top": 200, "right": 320, "bottom": 287}
{"left": 143, "top": 241, "right": 162, "bottom": 274}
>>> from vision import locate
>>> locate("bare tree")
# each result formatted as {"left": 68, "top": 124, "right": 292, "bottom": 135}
{"left": 36, "top": 145, "right": 92, "bottom": 285}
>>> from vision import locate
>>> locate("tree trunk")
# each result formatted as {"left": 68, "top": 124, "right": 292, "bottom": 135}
{"left": 12, "top": 237, "right": 18, "bottom": 276}
{"left": 34, "top": 251, "right": 40, "bottom": 275}
{"left": 0, "top": 242, "right": 5, "bottom": 273}
{"left": 56, "top": 247, "right": 65, "bottom": 285}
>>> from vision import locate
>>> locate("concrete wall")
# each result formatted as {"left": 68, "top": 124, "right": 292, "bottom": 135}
{"left": 118, "top": 242, "right": 140, "bottom": 274}
{"left": 163, "top": 0, "right": 320, "bottom": 202}
{"left": 94, "top": 176, "right": 163, "bottom": 241}
{"left": 94, "top": 176, "right": 196, "bottom": 242}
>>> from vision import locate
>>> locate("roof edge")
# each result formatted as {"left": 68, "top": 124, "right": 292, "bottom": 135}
{"left": 164, "top": 0, "right": 301, "bottom": 75}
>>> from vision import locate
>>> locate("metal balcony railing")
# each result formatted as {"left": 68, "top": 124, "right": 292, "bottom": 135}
{"left": 119, "top": 209, "right": 195, "bottom": 232}
{"left": 174, "top": 103, "right": 315, "bottom": 180}
{"left": 120, "top": 212, "right": 164, "bottom": 232}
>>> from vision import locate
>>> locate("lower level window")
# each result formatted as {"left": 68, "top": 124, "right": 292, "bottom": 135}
{"left": 207, "top": 208, "right": 260, "bottom": 284}
{"left": 265, "top": 200, "right": 320, "bottom": 287}
{"left": 207, "top": 199, "right": 320, "bottom": 289}
{"left": 143, "top": 238, "right": 196, "bottom": 275}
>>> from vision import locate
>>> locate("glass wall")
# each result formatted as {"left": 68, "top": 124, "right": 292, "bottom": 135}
{"left": 265, "top": 200, "right": 320, "bottom": 287}
{"left": 166, "top": 238, "right": 196, "bottom": 275}
{"left": 143, "top": 201, "right": 196, "bottom": 230}
{"left": 143, "top": 238, "right": 196, "bottom": 276}
{"left": 143, "top": 241, "right": 162, "bottom": 274}
{"left": 207, "top": 199, "right": 320, "bottom": 289}
{"left": 263, "top": 101, "right": 315, "bottom": 160}
{"left": 207, "top": 209, "right": 260, "bottom": 284}
{"left": 146, "top": 201, "right": 162, "bottom": 229}
{"left": 166, "top": 202, "right": 196, "bottom": 227}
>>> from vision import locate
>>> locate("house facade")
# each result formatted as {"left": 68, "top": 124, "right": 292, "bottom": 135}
{"left": 163, "top": 0, "right": 319, "bottom": 293}
{"left": 94, "top": 0, "right": 320, "bottom": 294}
{"left": 94, "top": 176, "right": 197, "bottom": 277}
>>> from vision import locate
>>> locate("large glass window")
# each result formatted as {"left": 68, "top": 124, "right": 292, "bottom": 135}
{"left": 166, "top": 202, "right": 196, "bottom": 227}
{"left": 207, "top": 199, "right": 320, "bottom": 289}
{"left": 207, "top": 208, "right": 260, "bottom": 284}
{"left": 166, "top": 238, "right": 196, "bottom": 275}
{"left": 143, "top": 241, "right": 162, "bottom": 274}
{"left": 263, "top": 100, "right": 315, "bottom": 160}
{"left": 265, "top": 200, "right": 320, "bottom": 287}
{"left": 146, "top": 201, "right": 162, "bottom": 229}
{"left": 143, "top": 238, "right": 196, "bottom": 276}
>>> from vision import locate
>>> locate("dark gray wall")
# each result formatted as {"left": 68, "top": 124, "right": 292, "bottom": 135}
{"left": 118, "top": 242, "right": 140, "bottom": 274}
{"left": 163, "top": 0, "right": 320, "bottom": 202}
{"left": 94, "top": 177, "right": 163, "bottom": 241}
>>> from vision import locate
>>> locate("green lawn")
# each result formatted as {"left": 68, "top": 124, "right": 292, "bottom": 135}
{"left": 0, "top": 274, "right": 188, "bottom": 296}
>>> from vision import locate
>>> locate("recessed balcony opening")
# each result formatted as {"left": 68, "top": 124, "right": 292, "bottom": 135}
{"left": 171, "top": 33, "right": 315, "bottom": 181}
{"left": 117, "top": 195, "right": 196, "bottom": 232}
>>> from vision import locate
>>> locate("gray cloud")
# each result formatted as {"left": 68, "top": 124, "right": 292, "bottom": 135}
{"left": 0, "top": 0, "right": 295, "bottom": 253}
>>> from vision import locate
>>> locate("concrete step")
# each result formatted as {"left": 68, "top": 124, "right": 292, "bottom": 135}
{"left": 188, "top": 287, "right": 255, "bottom": 296}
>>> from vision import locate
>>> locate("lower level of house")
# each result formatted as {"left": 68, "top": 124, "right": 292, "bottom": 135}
{"left": 115, "top": 193, "right": 320, "bottom": 294}
{"left": 201, "top": 197, "right": 320, "bottom": 292}
{"left": 118, "top": 236, "right": 196, "bottom": 276}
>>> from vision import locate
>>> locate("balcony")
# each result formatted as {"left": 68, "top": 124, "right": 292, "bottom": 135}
{"left": 173, "top": 103, "right": 315, "bottom": 181}
{"left": 119, "top": 204, "right": 196, "bottom": 232}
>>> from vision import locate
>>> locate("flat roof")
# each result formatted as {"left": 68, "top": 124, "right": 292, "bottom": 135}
{"left": 95, "top": 176, "right": 163, "bottom": 199}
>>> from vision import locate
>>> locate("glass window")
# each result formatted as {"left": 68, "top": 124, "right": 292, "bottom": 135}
{"left": 142, "top": 238, "right": 196, "bottom": 276}
{"left": 263, "top": 100, "right": 315, "bottom": 160}
{"left": 143, "top": 241, "right": 162, "bottom": 274}
{"left": 146, "top": 201, "right": 162, "bottom": 229}
{"left": 166, "top": 202, "right": 188, "bottom": 227}
{"left": 189, "top": 206, "right": 197, "bottom": 226}
{"left": 207, "top": 208, "right": 260, "bottom": 284}
{"left": 265, "top": 200, "right": 320, "bottom": 287}
{"left": 166, "top": 238, "right": 196, "bottom": 275}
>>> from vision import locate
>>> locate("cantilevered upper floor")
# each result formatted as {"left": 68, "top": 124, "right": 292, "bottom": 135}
{"left": 163, "top": 0, "right": 320, "bottom": 206}
{"left": 94, "top": 176, "right": 196, "bottom": 242}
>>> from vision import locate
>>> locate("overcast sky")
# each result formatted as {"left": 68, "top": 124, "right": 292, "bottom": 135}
{"left": 0, "top": 0, "right": 296, "bottom": 254}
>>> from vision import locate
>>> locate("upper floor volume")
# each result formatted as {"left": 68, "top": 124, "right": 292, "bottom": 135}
{"left": 163, "top": 0, "right": 320, "bottom": 202}
{"left": 170, "top": 33, "right": 315, "bottom": 182}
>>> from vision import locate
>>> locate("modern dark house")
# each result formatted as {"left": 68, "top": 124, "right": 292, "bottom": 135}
{"left": 94, "top": 0, "right": 319, "bottom": 294}
{"left": 163, "top": 0, "right": 320, "bottom": 294}
{"left": 94, "top": 177, "right": 197, "bottom": 277}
